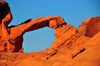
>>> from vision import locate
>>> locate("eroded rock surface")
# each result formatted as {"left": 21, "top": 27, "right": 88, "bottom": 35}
{"left": 0, "top": 0, "right": 100, "bottom": 66}
{"left": 0, "top": 0, "right": 66, "bottom": 52}
{"left": 77, "top": 17, "right": 100, "bottom": 37}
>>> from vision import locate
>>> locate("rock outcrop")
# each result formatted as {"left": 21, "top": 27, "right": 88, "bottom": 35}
{"left": 77, "top": 17, "right": 100, "bottom": 37}
{"left": 0, "top": 0, "right": 66, "bottom": 52}
{"left": 0, "top": 0, "right": 100, "bottom": 66}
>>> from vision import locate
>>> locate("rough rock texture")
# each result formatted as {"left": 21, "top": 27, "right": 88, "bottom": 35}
{"left": 0, "top": 0, "right": 100, "bottom": 66}
{"left": 0, "top": 0, "right": 65, "bottom": 52}
{"left": 85, "top": 17, "right": 100, "bottom": 37}
{"left": 77, "top": 17, "right": 100, "bottom": 37}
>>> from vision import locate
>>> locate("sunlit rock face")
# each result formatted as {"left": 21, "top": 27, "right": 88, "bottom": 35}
{"left": 0, "top": 0, "right": 100, "bottom": 66}
{"left": 77, "top": 17, "right": 100, "bottom": 37}
{"left": 0, "top": 0, "right": 66, "bottom": 52}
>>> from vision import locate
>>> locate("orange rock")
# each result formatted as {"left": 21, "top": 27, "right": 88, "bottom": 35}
{"left": 0, "top": 1, "right": 65, "bottom": 52}
{"left": 0, "top": 0, "right": 100, "bottom": 66}
{"left": 85, "top": 17, "right": 100, "bottom": 37}
{"left": 0, "top": 0, "right": 13, "bottom": 52}
{"left": 77, "top": 17, "right": 100, "bottom": 37}
{"left": 77, "top": 17, "right": 92, "bottom": 36}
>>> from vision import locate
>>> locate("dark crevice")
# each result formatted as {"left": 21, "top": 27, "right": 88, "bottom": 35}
{"left": 8, "top": 38, "right": 14, "bottom": 45}
{"left": 0, "top": 3, "right": 9, "bottom": 21}
{"left": 46, "top": 49, "right": 58, "bottom": 59}
{"left": 66, "top": 41, "right": 72, "bottom": 46}
{"left": 72, "top": 48, "right": 86, "bottom": 59}
{"left": 46, "top": 52, "right": 57, "bottom": 60}
{"left": 4, "top": 43, "right": 7, "bottom": 47}
{"left": 50, "top": 52, "right": 57, "bottom": 57}
{"left": 62, "top": 26, "right": 72, "bottom": 34}
{"left": 61, "top": 43, "right": 65, "bottom": 46}
{"left": 46, "top": 57, "right": 49, "bottom": 59}
{"left": 75, "top": 30, "right": 78, "bottom": 34}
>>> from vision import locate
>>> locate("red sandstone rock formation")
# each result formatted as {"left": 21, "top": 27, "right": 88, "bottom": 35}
{"left": 0, "top": 0, "right": 66, "bottom": 52}
{"left": 0, "top": 0, "right": 100, "bottom": 66}
{"left": 77, "top": 17, "right": 100, "bottom": 37}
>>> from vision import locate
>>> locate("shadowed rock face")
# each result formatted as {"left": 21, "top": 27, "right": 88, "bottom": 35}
{"left": 85, "top": 17, "right": 100, "bottom": 37}
{"left": 0, "top": 1, "right": 13, "bottom": 52}
{"left": 0, "top": 1, "right": 100, "bottom": 66}
{"left": 77, "top": 17, "right": 100, "bottom": 37}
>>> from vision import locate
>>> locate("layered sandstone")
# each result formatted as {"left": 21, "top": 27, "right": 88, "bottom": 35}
{"left": 0, "top": 0, "right": 66, "bottom": 52}
{"left": 0, "top": 0, "right": 100, "bottom": 66}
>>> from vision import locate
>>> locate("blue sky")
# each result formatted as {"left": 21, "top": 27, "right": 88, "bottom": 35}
{"left": 3, "top": 0, "right": 100, "bottom": 53}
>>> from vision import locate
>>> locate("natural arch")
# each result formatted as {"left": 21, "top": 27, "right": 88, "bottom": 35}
{"left": 0, "top": 0, "right": 66, "bottom": 52}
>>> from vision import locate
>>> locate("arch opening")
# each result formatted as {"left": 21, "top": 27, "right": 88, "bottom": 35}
{"left": 22, "top": 27, "right": 56, "bottom": 53}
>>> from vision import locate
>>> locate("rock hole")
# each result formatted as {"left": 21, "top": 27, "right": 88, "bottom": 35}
{"left": 22, "top": 27, "right": 56, "bottom": 53}
{"left": 4, "top": 43, "right": 7, "bottom": 47}
{"left": 46, "top": 57, "right": 49, "bottom": 59}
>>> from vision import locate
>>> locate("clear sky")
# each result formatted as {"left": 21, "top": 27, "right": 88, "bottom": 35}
{"left": 3, "top": 0, "right": 100, "bottom": 53}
